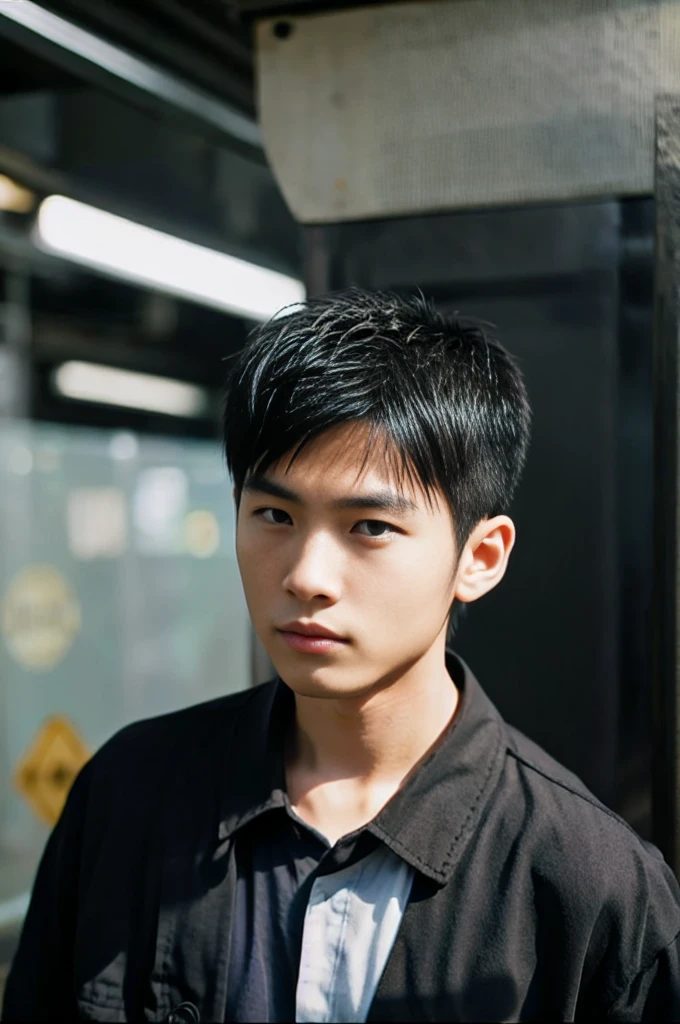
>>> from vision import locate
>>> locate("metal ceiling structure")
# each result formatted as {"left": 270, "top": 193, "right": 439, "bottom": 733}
{"left": 0, "top": 1, "right": 260, "bottom": 155}
{"left": 32, "top": 0, "right": 256, "bottom": 116}
{"left": 0, "top": 0, "right": 303, "bottom": 436}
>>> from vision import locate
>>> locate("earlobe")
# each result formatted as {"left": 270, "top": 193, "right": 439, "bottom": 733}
{"left": 454, "top": 516, "right": 516, "bottom": 605}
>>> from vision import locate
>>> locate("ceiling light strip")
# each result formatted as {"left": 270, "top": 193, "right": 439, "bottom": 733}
{"left": 53, "top": 361, "right": 209, "bottom": 418}
{"left": 35, "top": 195, "right": 305, "bottom": 321}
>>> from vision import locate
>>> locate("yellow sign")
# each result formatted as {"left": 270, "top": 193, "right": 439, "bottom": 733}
{"left": 1, "top": 564, "right": 81, "bottom": 671}
{"left": 185, "top": 509, "right": 220, "bottom": 558}
{"left": 14, "top": 717, "right": 91, "bottom": 826}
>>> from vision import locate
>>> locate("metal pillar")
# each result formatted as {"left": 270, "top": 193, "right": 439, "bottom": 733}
{"left": 651, "top": 95, "right": 680, "bottom": 872}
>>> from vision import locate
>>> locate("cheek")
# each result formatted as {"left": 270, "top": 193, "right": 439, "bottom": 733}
{"left": 236, "top": 526, "right": 267, "bottom": 588}
{"left": 236, "top": 514, "right": 268, "bottom": 562}
{"left": 379, "top": 539, "right": 454, "bottom": 611}
{"left": 236, "top": 525, "right": 285, "bottom": 599}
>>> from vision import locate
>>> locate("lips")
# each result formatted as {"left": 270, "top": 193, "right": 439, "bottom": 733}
{"left": 277, "top": 629, "right": 349, "bottom": 654}
{"left": 277, "top": 621, "right": 347, "bottom": 640}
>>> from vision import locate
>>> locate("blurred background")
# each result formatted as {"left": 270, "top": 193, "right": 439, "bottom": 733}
{"left": 1, "top": 0, "right": 680, "bottom": 996}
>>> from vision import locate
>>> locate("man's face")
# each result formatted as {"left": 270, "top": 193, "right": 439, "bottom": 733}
{"left": 235, "top": 422, "right": 458, "bottom": 699}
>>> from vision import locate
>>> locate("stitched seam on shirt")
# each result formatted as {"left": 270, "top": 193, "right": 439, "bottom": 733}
{"left": 369, "top": 721, "right": 504, "bottom": 881}
{"left": 440, "top": 723, "right": 504, "bottom": 871}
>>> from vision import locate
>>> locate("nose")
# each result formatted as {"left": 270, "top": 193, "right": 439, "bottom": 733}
{"left": 281, "top": 531, "right": 342, "bottom": 603}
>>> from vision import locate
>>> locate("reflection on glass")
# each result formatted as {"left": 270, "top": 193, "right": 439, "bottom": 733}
{"left": 0, "top": 420, "right": 249, "bottom": 945}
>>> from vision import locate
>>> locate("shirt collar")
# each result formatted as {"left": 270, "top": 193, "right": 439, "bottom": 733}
{"left": 218, "top": 648, "right": 507, "bottom": 886}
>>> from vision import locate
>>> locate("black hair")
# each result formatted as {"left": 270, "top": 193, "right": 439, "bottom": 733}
{"left": 222, "top": 288, "right": 531, "bottom": 630}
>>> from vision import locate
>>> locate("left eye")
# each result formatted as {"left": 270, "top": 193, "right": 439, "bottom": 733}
{"left": 257, "top": 507, "right": 292, "bottom": 525}
{"left": 353, "top": 520, "right": 399, "bottom": 538}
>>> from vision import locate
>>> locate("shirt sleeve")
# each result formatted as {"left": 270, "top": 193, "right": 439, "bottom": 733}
{"left": 605, "top": 930, "right": 680, "bottom": 1022}
{"left": 1, "top": 760, "right": 93, "bottom": 1023}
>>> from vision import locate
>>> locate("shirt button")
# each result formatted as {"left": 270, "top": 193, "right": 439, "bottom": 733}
{"left": 166, "top": 1002, "right": 200, "bottom": 1024}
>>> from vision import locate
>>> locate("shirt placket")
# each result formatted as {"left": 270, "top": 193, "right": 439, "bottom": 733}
{"left": 296, "top": 873, "right": 354, "bottom": 1023}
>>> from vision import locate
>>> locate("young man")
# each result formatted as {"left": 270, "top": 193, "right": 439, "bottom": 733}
{"left": 3, "top": 289, "right": 680, "bottom": 1023}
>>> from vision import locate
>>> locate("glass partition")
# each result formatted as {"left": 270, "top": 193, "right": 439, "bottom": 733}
{"left": 0, "top": 420, "right": 250, "bottom": 936}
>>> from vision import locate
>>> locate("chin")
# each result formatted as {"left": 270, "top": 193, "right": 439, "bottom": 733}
{"left": 286, "top": 679, "right": 342, "bottom": 699}
{"left": 273, "top": 658, "right": 377, "bottom": 701}
{"left": 279, "top": 666, "right": 348, "bottom": 697}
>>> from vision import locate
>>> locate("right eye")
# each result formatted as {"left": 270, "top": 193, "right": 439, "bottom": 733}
{"left": 254, "top": 507, "right": 292, "bottom": 526}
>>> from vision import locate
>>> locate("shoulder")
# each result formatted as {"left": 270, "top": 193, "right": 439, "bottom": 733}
{"left": 503, "top": 725, "right": 680, "bottom": 983}
{"left": 504, "top": 724, "right": 669, "bottom": 880}
{"left": 100, "top": 681, "right": 271, "bottom": 763}
{"left": 505, "top": 724, "right": 644, "bottom": 838}
{"left": 77, "top": 680, "right": 276, "bottom": 808}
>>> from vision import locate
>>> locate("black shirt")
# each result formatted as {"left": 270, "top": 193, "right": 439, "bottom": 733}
{"left": 4, "top": 649, "right": 680, "bottom": 1022}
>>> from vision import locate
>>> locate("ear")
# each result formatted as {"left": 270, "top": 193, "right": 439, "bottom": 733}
{"left": 453, "top": 515, "right": 516, "bottom": 605}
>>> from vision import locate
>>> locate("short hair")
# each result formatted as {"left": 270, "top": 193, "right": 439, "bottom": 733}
{"left": 222, "top": 288, "right": 531, "bottom": 556}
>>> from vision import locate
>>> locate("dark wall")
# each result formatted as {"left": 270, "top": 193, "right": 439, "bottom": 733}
{"left": 306, "top": 199, "right": 654, "bottom": 828}
{"left": 616, "top": 199, "right": 655, "bottom": 840}
{"left": 450, "top": 280, "right": 620, "bottom": 809}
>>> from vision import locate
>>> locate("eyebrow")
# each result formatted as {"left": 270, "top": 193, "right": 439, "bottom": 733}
{"left": 243, "top": 473, "right": 419, "bottom": 515}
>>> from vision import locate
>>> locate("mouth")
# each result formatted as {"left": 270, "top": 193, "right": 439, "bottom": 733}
{"left": 277, "top": 621, "right": 347, "bottom": 640}
{"left": 276, "top": 625, "right": 350, "bottom": 654}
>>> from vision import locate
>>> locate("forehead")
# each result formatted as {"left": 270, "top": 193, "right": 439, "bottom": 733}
{"left": 267, "top": 421, "right": 442, "bottom": 511}
{"left": 275, "top": 422, "right": 396, "bottom": 482}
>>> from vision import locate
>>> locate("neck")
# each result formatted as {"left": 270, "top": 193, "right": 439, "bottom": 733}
{"left": 287, "top": 640, "right": 459, "bottom": 790}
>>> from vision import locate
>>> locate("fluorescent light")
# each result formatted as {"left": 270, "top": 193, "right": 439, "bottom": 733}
{"left": 53, "top": 361, "right": 208, "bottom": 418}
{"left": 35, "top": 195, "right": 305, "bottom": 322}
{"left": 0, "top": 174, "right": 35, "bottom": 213}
